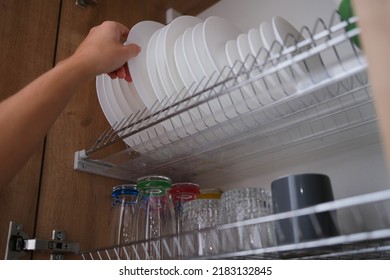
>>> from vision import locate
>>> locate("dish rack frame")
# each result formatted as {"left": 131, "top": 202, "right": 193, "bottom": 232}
{"left": 74, "top": 11, "right": 375, "bottom": 184}
{"left": 78, "top": 189, "right": 390, "bottom": 260}
{"left": 71, "top": 11, "right": 390, "bottom": 259}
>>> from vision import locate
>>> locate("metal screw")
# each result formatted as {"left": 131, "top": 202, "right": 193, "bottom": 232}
{"left": 53, "top": 254, "right": 64, "bottom": 260}
{"left": 56, "top": 231, "right": 64, "bottom": 240}
{"left": 75, "top": 0, "right": 86, "bottom": 8}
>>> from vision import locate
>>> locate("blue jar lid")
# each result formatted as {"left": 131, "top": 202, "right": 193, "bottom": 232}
{"left": 112, "top": 184, "right": 138, "bottom": 197}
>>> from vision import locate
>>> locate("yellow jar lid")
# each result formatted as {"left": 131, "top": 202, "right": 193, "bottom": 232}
{"left": 198, "top": 188, "right": 223, "bottom": 199}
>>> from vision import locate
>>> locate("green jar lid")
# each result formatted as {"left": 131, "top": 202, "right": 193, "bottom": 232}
{"left": 136, "top": 175, "right": 172, "bottom": 196}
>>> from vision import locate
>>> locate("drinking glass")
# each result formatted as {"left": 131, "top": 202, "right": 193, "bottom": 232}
{"left": 169, "top": 183, "right": 200, "bottom": 258}
{"left": 109, "top": 184, "right": 138, "bottom": 259}
{"left": 219, "top": 187, "right": 275, "bottom": 252}
{"left": 169, "top": 183, "right": 200, "bottom": 234}
{"left": 182, "top": 199, "right": 220, "bottom": 257}
{"left": 135, "top": 175, "right": 176, "bottom": 259}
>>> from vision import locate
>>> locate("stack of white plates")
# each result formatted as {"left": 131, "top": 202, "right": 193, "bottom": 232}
{"left": 96, "top": 15, "right": 324, "bottom": 147}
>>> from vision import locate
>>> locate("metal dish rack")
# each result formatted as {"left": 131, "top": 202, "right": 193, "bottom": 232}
{"left": 73, "top": 12, "right": 390, "bottom": 259}
{"left": 74, "top": 11, "right": 374, "bottom": 184}
{"left": 79, "top": 189, "right": 390, "bottom": 260}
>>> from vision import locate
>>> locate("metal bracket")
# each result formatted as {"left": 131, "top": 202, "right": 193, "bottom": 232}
{"left": 166, "top": 8, "right": 183, "bottom": 24}
{"left": 5, "top": 221, "right": 80, "bottom": 260}
{"left": 75, "top": 0, "right": 98, "bottom": 9}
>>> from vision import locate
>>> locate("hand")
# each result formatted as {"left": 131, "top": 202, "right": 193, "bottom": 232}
{"left": 72, "top": 21, "right": 141, "bottom": 82}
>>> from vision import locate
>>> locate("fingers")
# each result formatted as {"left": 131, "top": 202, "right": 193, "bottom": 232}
{"left": 112, "top": 21, "right": 130, "bottom": 37}
{"left": 116, "top": 66, "right": 126, "bottom": 79}
{"left": 107, "top": 45, "right": 139, "bottom": 82}
{"left": 100, "top": 20, "right": 130, "bottom": 37}
{"left": 107, "top": 63, "right": 132, "bottom": 82}
{"left": 124, "top": 62, "right": 132, "bottom": 82}
{"left": 107, "top": 72, "right": 117, "bottom": 79}
{"left": 97, "top": 21, "right": 140, "bottom": 82}
{"left": 123, "top": 43, "right": 141, "bottom": 60}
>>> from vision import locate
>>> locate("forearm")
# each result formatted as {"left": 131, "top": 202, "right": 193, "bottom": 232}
{"left": 352, "top": 0, "right": 390, "bottom": 173}
{"left": 0, "top": 55, "right": 94, "bottom": 186}
{"left": 0, "top": 21, "right": 140, "bottom": 186}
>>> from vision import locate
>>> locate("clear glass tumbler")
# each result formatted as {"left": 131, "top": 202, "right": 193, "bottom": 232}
{"left": 169, "top": 183, "right": 200, "bottom": 234}
{"left": 219, "top": 187, "right": 275, "bottom": 253}
{"left": 169, "top": 183, "right": 200, "bottom": 259}
{"left": 135, "top": 175, "right": 176, "bottom": 260}
{"left": 182, "top": 199, "right": 220, "bottom": 257}
{"left": 109, "top": 184, "right": 138, "bottom": 259}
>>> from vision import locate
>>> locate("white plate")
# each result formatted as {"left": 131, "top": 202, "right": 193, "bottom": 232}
{"left": 103, "top": 75, "right": 126, "bottom": 123}
{"left": 147, "top": 28, "right": 168, "bottom": 103}
{"left": 271, "top": 16, "right": 309, "bottom": 80}
{"left": 174, "top": 28, "right": 196, "bottom": 90}
{"left": 118, "top": 79, "right": 141, "bottom": 115}
{"left": 101, "top": 75, "right": 147, "bottom": 146}
{"left": 237, "top": 33, "right": 272, "bottom": 106}
{"left": 260, "top": 21, "right": 277, "bottom": 51}
{"left": 111, "top": 78, "right": 132, "bottom": 117}
{"left": 179, "top": 25, "right": 216, "bottom": 124}
{"left": 225, "top": 39, "right": 254, "bottom": 112}
{"left": 108, "top": 77, "right": 147, "bottom": 146}
{"left": 196, "top": 16, "right": 242, "bottom": 120}
{"left": 192, "top": 22, "right": 213, "bottom": 79}
{"left": 118, "top": 79, "right": 167, "bottom": 134}
{"left": 203, "top": 16, "right": 242, "bottom": 73}
{"left": 96, "top": 74, "right": 116, "bottom": 127}
{"left": 192, "top": 23, "right": 226, "bottom": 121}
{"left": 110, "top": 76, "right": 169, "bottom": 146}
{"left": 155, "top": 26, "right": 177, "bottom": 98}
{"left": 226, "top": 38, "right": 269, "bottom": 110}
{"left": 164, "top": 16, "right": 202, "bottom": 93}
{"left": 237, "top": 33, "right": 255, "bottom": 70}
{"left": 149, "top": 25, "right": 201, "bottom": 131}
{"left": 155, "top": 24, "right": 197, "bottom": 129}
{"left": 188, "top": 22, "right": 222, "bottom": 118}
{"left": 260, "top": 21, "right": 295, "bottom": 98}
{"left": 272, "top": 16, "right": 325, "bottom": 86}
{"left": 248, "top": 28, "right": 263, "bottom": 60}
{"left": 126, "top": 21, "right": 165, "bottom": 111}
{"left": 176, "top": 28, "right": 217, "bottom": 127}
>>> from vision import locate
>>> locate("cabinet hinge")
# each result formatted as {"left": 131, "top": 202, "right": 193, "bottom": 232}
{"left": 75, "top": 0, "right": 98, "bottom": 9}
{"left": 5, "top": 221, "right": 80, "bottom": 260}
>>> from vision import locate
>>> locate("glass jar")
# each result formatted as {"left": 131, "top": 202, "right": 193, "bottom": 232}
{"left": 135, "top": 175, "right": 176, "bottom": 259}
{"left": 169, "top": 182, "right": 200, "bottom": 259}
{"left": 169, "top": 182, "right": 200, "bottom": 234}
{"left": 110, "top": 184, "right": 138, "bottom": 259}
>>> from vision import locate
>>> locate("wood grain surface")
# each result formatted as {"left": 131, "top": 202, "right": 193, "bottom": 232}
{"left": 0, "top": 0, "right": 60, "bottom": 259}
{"left": 0, "top": 0, "right": 218, "bottom": 259}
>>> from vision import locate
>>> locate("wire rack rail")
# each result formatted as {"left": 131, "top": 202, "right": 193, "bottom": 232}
{"left": 74, "top": 11, "right": 373, "bottom": 183}
{"left": 78, "top": 189, "right": 390, "bottom": 260}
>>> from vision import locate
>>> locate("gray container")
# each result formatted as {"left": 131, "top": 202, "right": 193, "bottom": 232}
{"left": 271, "top": 173, "right": 339, "bottom": 244}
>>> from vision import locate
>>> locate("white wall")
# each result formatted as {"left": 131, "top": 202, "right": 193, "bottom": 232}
{"left": 198, "top": 0, "right": 338, "bottom": 33}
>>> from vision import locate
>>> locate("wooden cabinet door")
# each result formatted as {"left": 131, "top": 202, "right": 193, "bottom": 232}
{"left": 0, "top": 0, "right": 217, "bottom": 259}
{"left": 33, "top": 0, "right": 135, "bottom": 259}
{"left": 0, "top": 0, "right": 60, "bottom": 259}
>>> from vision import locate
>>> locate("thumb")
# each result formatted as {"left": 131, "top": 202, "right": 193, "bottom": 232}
{"left": 123, "top": 43, "right": 141, "bottom": 60}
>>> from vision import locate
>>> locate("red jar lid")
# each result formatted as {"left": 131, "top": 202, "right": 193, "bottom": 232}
{"left": 169, "top": 183, "right": 200, "bottom": 202}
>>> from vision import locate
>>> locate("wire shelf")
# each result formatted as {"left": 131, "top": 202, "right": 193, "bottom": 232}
{"left": 74, "top": 11, "right": 373, "bottom": 183}
{"left": 78, "top": 189, "right": 390, "bottom": 260}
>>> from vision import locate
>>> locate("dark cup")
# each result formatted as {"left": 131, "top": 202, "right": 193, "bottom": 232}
{"left": 271, "top": 173, "right": 339, "bottom": 244}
